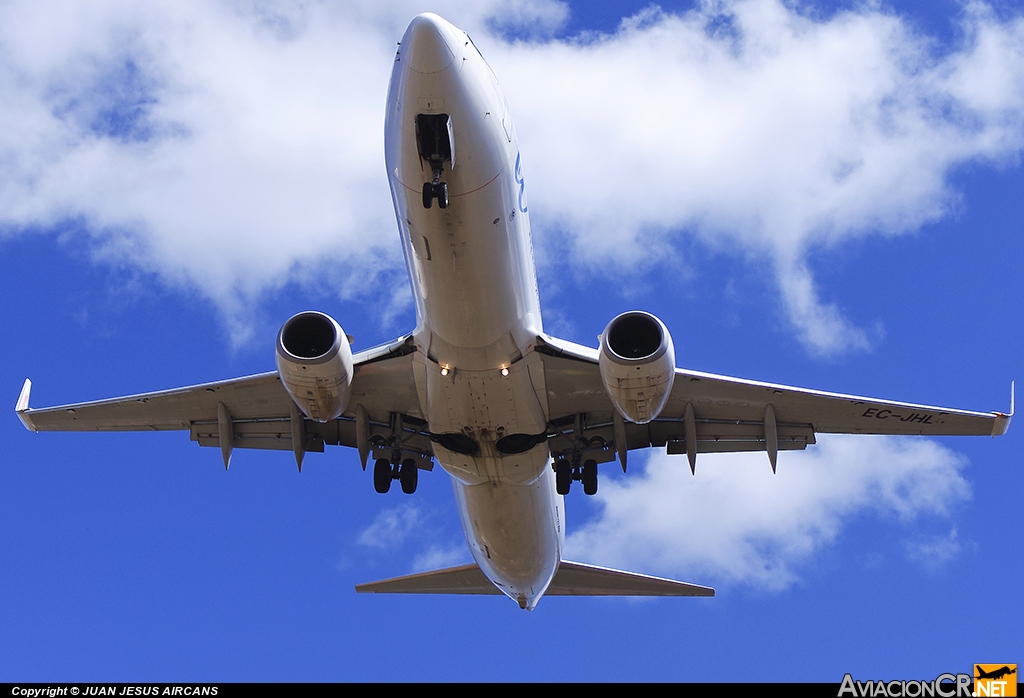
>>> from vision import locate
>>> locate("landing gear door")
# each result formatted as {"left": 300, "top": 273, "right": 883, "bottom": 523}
{"left": 415, "top": 113, "right": 454, "bottom": 170}
{"left": 446, "top": 114, "right": 456, "bottom": 168}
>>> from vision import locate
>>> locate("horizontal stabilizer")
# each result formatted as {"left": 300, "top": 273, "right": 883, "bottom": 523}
{"left": 547, "top": 560, "right": 714, "bottom": 596}
{"left": 356, "top": 563, "right": 496, "bottom": 595}
{"left": 355, "top": 560, "right": 714, "bottom": 597}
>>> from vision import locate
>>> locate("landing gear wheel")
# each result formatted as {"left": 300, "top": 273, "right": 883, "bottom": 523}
{"left": 437, "top": 182, "right": 448, "bottom": 209}
{"left": 555, "top": 458, "right": 571, "bottom": 495}
{"left": 373, "top": 458, "right": 392, "bottom": 494}
{"left": 400, "top": 458, "right": 418, "bottom": 494}
{"left": 582, "top": 459, "right": 598, "bottom": 495}
{"left": 422, "top": 182, "right": 433, "bottom": 209}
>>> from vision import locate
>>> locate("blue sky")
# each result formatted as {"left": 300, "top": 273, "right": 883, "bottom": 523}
{"left": 1, "top": 0, "right": 1021, "bottom": 682}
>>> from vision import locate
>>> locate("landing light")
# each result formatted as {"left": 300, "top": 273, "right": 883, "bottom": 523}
{"left": 440, "top": 366, "right": 450, "bottom": 376}
{"left": 500, "top": 367, "right": 509, "bottom": 377}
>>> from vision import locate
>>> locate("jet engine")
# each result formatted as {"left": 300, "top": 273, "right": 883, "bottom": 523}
{"left": 276, "top": 311, "right": 353, "bottom": 422}
{"left": 598, "top": 311, "right": 676, "bottom": 424}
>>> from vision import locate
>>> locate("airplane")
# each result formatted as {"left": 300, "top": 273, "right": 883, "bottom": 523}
{"left": 15, "top": 13, "right": 1013, "bottom": 611}
{"left": 975, "top": 666, "right": 1017, "bottom": 681}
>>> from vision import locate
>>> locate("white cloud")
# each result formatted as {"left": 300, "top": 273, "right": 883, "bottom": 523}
{"left": 356, "top": 504, "right": 422, "bottom": 549}
{"left": 0, "top": 0, "right": 396, "bottom": 342}
{"left": 412, "top": 544, "right": 471, "bottom": 572}
{"left": 494, "top": 0, "right": 1024, "bottom": 353}
{"left": 905, "top": 528, "right": 965, "bottom": 568}
{"left": 356, "top": 503, "right": 467, "bottom": 573}
{"left": 0, "top": 0, "right": 563, "bottom": 341}
{"left": 564, "top": 435, "right": 971, "bottom": 589}
{"left": 1, "top": 0, "right": 1023, "bottom": 351}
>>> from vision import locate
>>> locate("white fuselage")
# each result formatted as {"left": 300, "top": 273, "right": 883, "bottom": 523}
{"left": 384, "top": 14, "right": 563, "bottom": 610}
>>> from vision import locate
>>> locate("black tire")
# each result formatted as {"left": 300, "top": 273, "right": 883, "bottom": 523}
{"left": 400, "top": 458, "right": 418, "bottom": 494}
{"left": 555, "top": 458, "right": 571, "bottom": 495}
{"left": 422, "top": 182, "right": 433, "bottom": 209}
{"left": 373, "top": 458, "right": 392, "bottom": 494}
{"left": 582, "top": 459, "right": 598, "bottom": 495}
{"left": 437, "top": 182, "right": 448, "bottom": 209}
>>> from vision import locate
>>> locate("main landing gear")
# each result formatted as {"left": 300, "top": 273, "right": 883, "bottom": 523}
{"left": 373, "top": 457, "right": 419, "bottom": 494}
{"left": 555, "top": 457, "right": 598, "bottom": 496}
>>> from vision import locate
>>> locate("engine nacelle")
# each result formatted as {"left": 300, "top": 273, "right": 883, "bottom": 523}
{"left": 598, "top": 311, "right": 676, "bottom": 424}
{"left": 276, "top": 311, "right": 353, "bottom": 422}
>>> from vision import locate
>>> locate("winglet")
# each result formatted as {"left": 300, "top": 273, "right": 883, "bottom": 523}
{"left": 991, "top": 381, "right": 1013, "bottom": 437}
{"left": 15, "top": 379, "right": 36, "bottom": 432}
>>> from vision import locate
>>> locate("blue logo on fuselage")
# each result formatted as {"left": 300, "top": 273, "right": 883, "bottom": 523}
{"left": 515, "top": 152, "right": 528, "bottom": 213}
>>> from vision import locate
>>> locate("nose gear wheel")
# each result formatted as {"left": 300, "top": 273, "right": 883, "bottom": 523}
{"left": 422, "top": 181, "right": 448, "bottom": 209}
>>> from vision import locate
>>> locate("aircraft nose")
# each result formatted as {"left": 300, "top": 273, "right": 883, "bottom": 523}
{"left": 402, "top": 13, "right": 460, "bottom": 74}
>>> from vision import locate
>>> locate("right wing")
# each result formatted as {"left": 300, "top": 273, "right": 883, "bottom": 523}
{"left": 16, "top": 334, "right": 431, "bottom": 468}
{"left": 536, "top": 333, "right": 1012, "bottom": 470}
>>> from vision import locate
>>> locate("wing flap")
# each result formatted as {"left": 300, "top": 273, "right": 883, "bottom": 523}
{"left": 191, "top": 417, "right": 327, "bottom": 453}
{"left": 657, "top": 419, "right": 816, "bottom": 453}
{"left": 187, "top": 413, "right": 434, "bottom": 469}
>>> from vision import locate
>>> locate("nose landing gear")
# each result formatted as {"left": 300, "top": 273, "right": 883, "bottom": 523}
{"left": 416, "top": 113, "right": 453, "bottom": 210}
{"left": 422, "top": 179, "right": 448, "bottom": 209}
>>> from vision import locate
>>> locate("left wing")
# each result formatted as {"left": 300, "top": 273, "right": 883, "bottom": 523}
{"left": 536, "top": 333, "right": 1012, "bottom": 471}
{"left": 16, "top": 335, "right": 430, "bottom": 469}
